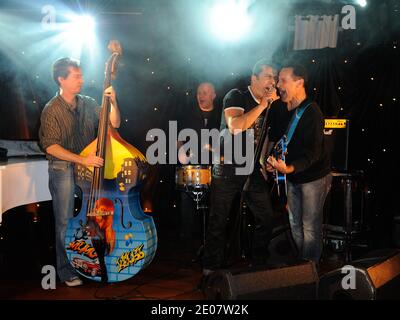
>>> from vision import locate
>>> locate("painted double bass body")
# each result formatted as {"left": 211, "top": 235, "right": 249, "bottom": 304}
{"left": 64, "top": 41, "right": 157, "bottom": 283}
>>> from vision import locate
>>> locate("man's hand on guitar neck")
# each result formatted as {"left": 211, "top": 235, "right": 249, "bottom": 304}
{"left": 266, "top": 156, "right": 295, "bottom": 175}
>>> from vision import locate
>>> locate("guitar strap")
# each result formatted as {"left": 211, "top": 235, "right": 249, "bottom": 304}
{"left": 285, "top": 102, "right": 312, "bottom": 144}
{"left": 270, "top": 102, "right": 312, "bottom": 199}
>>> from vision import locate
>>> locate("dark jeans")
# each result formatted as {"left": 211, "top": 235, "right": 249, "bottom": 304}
{"left": 203, "top": 165, "right": 274, "bottom": 270}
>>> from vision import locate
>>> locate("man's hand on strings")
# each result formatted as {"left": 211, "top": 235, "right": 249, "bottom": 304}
{"left": 82, "top": 152, "right": 104, "bottom": 167}
{"left": 267, "top": 156, "right": 294, "bottom": 174}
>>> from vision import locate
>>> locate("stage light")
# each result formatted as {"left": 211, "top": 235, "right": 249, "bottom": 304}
{"left": 357, "top": 0, "right": 367, "bottom": 7}
{"left": 54, "top": 14, "right": 97, "bottom": 59}
{"left": 65, "top": 14, "right": 96, "bottom": 46}
{"left": 208, "top": 0, "right": 252, "bottom": 43}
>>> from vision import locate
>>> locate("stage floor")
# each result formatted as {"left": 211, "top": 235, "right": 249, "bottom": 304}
{"left": 0, "top": 236, "right": 348, "bottom": 300}
{"left": 0, "top": 236, "right": 207, "bottom": 300}
{"left": 0, "top": 205, "right": 379, "bottom": 300}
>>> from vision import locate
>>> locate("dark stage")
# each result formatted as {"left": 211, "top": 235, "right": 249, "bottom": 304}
{"left": 1, "top": 0, "right": 400, "bottom": 302}
{"left": 1, "top": 196, "right": 399, "bottom": 301}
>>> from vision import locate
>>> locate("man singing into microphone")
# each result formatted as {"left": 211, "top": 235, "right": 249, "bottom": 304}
{"left": 203, "top": 59, "right": 279, "bottom": 277}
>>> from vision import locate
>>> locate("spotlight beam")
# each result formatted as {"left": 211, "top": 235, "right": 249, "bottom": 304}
{"left": 208, "top": 0, "right": 253, "bottom": 43}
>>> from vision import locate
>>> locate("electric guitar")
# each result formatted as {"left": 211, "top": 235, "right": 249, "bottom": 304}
{"left": 268, "top": 135, "right": 288, "bottom": 201}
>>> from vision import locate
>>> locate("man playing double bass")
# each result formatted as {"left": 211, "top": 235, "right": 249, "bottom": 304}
{"left": 39, "top": 57, "right": 120, "bottom": 287}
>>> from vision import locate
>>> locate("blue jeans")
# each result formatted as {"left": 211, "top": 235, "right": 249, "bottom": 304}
{"left": 287, "top": 173, "right": 332, "bottom": 265}
{"left": 48, "top": 160, "right": 78, "bottom": 282}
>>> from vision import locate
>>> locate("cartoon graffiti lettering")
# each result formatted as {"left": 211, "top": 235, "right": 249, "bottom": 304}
{"left": 67, "top": 240, "right": 98, "bottom": 259}
{"left": 116, "top": 244, "right": 145, "bottom": 272}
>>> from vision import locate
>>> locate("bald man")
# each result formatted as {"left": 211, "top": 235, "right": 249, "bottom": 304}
{"left": 176, "top": 82, "right": 221, "bottom": 261}
{"left": 197, "top": 82, "right": 216, "bottom": 111}
{"left": 178, "top": 82, "right": 219, "bottom": 164}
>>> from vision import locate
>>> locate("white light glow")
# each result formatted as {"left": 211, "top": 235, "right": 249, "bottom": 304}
{"left": 208, "top": 0, "right": 252, "bottom": 42}
{"left": 357, "top": 0, "right": 367, "bottom": 8}
{"left": 55, "top": 14, "right": 97, "bottom": 58}
{"left": 66, "top": 15, "right": 95, "bottom": 47}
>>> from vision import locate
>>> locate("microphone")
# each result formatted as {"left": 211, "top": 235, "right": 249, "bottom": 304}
{"left": 265, "top": 84, "right": 278, "bottom": 105}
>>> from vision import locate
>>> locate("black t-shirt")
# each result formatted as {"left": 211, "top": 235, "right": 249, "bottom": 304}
{"left": 177, "top": 104, "right": 221, "bottom": 165}
{"left": 178, "top": 105, "right": 220, "bottom": 133}
{"left": 219, "top": 88, "right": 266, "bottom": 169}
{"left": 267, "top": 98, "right": 331, "bottom": 184}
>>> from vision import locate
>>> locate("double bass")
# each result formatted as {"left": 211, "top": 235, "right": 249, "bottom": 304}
{"left": 65, "top": 40, "right": 157, "bottom": 283}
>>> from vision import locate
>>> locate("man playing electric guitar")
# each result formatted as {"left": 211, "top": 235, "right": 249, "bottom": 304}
{"left": 264, "top": 63, "right": 331, "bottom": 268}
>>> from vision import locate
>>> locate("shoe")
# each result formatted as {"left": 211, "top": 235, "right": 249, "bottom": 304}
{"left": 198, "top": 269, "right": 215, "bottom": 291}
{"left": 198, "top": 274, "right": 211, "bottom": 291}
{"left": 65, "top": 276, "right": 83, "bottom": 287}
{"left": 202, "top": 268, "right": 214, "bottom": 276}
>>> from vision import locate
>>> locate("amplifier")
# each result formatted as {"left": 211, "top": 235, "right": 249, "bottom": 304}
{"left": 0, "top": 147, "right": 7, "bottom": 161}
{"left": 324, "top": 119, "right": 350, "bottom": 171}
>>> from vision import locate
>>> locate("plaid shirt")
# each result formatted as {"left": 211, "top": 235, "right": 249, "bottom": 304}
{"left": 39, "top": 92, "right": 100, "bottom": 161}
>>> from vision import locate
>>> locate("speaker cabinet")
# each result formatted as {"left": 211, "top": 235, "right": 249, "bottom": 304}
{"left": 204, "top": 261, "right": 318, "bottom": 300}
{"left": 394, "top": 216, "right": 400, "bottom": 247}
{"left": 319, "top": 249, "right": 400, "bottom": 300}
{"left": 0, "top": 147, "right": 7, "bottom": 160}
{"left": 324, "top": 119, "right": 350, "bottom": 171}
{"left": 323, "top": 171, "right": 368, "bottom": 234}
